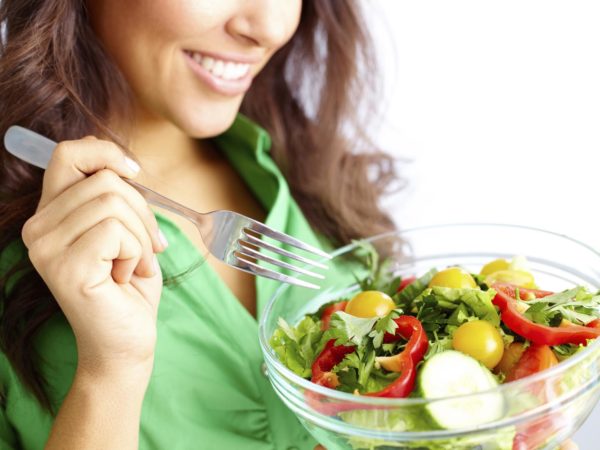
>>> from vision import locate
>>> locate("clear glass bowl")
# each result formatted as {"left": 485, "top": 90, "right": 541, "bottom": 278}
{"left": 258, "top": 224, "right": 600, "bottom": 450}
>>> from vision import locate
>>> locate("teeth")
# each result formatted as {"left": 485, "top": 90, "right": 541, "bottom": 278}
{"left": 237, "top": 63, "right": 250, "bottom": 78}
{"left": 238, "top": 63, "right": 250, "bottom": 78}
{"left": 221, "top": 62, "right": 235, "bottom": 80}
{"left": 201, "top": 56, "right": 214, "bottom": 71}
{"left": 212, "top": 60, "right": 225, "bottom": 77}
{"left": 188, "top": 51, "right": 250, "bottom": 81}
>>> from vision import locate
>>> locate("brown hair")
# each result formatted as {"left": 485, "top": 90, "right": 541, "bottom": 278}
{"left": 0, "top": 0, "right": 398, "bottom": 411}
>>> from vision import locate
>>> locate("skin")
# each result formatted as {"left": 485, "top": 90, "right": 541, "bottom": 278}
{"left": 22, "top": 1, "right": 301, "bottom": 449}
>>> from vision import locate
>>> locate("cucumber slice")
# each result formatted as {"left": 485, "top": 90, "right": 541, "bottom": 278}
{"left": 418, "top": 350, "right": 505, "bottom": 429}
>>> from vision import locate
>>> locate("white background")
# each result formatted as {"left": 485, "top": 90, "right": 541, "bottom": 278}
{"left": 368, "top": 1, "right": 600, "bottom": 447}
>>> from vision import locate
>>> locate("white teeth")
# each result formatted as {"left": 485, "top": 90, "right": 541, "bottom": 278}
{"left": 201, "top": 56, "right": 215, "bottom": 71}
{"left": 188, "top": 51, "right": 250, "bottom": 81}
{"left": 237, "top": 63, "right": 250, "bottom": 78}
{"left": 222, "top": 62, "right": 238, "bottom": 80}
{"left": 212, "top": 60, "right": 225, "bottom": 77}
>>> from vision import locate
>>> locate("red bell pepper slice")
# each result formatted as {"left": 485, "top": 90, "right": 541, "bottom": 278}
{"left": 310, "top": 316, "right": 427, "bottom": 397}
{"left": 307, "top": 339, "right": 358, "bottom": 415}
{"left": 311, "top": 339, "right": 356, "bottom": 388}
{"left": 366, "top": 315, "right": 428, "bottom": 398}
{"left": 307, "top": 316, "right": 428, "bottom": 415}
{"left": 397, "top": 276, "right": 416, "bottom": 293}
{"left": 588, "top": 318, "right": 600, "bottom": 330}
{"left": 320, "top": 301, "right": 348, "bottom": 331}
{"left": 492, "top": 283, "right": 600, "bottom": 346}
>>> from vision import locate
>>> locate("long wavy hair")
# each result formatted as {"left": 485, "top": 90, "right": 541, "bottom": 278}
{"left": 0, "top": 0, "right": 398, "bottom": 411}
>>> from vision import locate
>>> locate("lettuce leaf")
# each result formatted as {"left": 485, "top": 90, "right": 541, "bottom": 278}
{"left": 269, "top": 316, "right": 325, "bottom": 378}
{"left": 328, "top": 311, "right": 379, "bottom": 346}
{"left": 393, "top": 269, "right": 438, "bottom": 312}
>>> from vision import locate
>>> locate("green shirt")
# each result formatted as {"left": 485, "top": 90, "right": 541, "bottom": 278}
{"left": 0, "top": 116, "right": 325, "bottom": 450}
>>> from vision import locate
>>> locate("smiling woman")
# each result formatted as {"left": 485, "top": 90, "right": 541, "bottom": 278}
{"left": 85, "top": 0, "right": 303, "bottom": 135}
{"left": 0, "top": 1, "right": 397, "bottom": 449}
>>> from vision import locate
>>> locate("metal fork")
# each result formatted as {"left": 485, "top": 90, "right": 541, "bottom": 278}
{"left": 4, "top": 126, "right": 330, "bottom": 289}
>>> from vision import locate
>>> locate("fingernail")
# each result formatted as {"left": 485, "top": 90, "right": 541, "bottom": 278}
{"left": 125, "top": 156, "right": 141, "bottom": 173}
{"left": 158, "top": 229, "right": 169, "bottom": 249}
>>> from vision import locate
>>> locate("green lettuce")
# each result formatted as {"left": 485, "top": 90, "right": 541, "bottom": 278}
{"left": 269, "top": 316, "right": 325, "bottom": 377}
{"left": 393, "top": 269, "right": 438, "bottom": 311}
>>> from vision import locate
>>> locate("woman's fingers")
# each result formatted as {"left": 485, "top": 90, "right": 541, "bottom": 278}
{"left": 39, "top": 138, "right": 140, "bottom": 210}
{"left": 112, "top": 255, "right": 147, "bottom": 285}
{"left": 42, "top": 192, "right": 157, "bottom": 277}
{"left": 29, "top": 216, "right": 143, "bottom": 311}
{"left": 68, "top": 218, "right": 163, "bottom": 313}
{"left": 24, "top": 168, "right": 165, "bottom": 254}
{"left": 68, "top": 218, "right": 145, "bottom": 289}
{"left": 22, "top": 136, "right": 166, "bottom": 277}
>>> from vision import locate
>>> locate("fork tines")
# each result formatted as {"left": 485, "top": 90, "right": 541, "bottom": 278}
{"left": 232, "top": 222, "right": 331, "bottom": 289}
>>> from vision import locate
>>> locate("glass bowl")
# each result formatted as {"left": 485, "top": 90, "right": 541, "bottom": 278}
{"left": 258, "top": 224, "right": 600, "bottom": 450}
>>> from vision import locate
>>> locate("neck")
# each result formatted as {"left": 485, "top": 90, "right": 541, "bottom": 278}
{"left": 122, "top": 105, "right": 214, "bottom": 182}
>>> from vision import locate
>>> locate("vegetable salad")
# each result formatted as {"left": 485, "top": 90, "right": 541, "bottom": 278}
{"left": 269, "top": 243, "right": 600, "bottom": 449}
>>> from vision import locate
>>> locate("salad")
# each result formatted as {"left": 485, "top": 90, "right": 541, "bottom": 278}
{"left": 269, "top": 243, "right": 600, "bottom": 449}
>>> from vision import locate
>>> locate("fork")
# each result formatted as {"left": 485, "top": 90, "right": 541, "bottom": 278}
{"left": 4, "top": 125, "right": 330, "bottom": 289}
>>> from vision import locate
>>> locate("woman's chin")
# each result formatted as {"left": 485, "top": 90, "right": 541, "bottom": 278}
{"left": 173, "top": 101, "right": 242, "bottom": 139}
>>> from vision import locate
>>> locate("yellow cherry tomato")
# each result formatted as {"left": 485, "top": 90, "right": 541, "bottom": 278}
{"left": 480, "top": 258, "right": 510, "bottom": 276}
{"left": 452, "top": 320, "right": 505, "bottom": 369}
{"left": 484, "top": 269, "right": 537, "bottom": 289}
{"left": 428, "top": 267, "right": 477, "bottom": 289}
{"left": 345, "top": 291, "right": 396, "bottom": 318}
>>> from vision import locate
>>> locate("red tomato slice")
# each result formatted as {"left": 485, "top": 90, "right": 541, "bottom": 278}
{"left": 506, "top": 344, "right": 559, "bottom": 382}
{"left": 512, "top": 413, "right": 569, "bottom": 450}
{"left": 508, "top": 345, "right": 564, "bottom": 450}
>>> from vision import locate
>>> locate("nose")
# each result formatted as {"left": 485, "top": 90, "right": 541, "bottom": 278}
{"left": 226, "top": 0, "right": 301, "bottom": 49}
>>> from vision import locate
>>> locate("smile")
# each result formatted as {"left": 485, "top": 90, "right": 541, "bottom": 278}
{"left": 183, "top": 50, "right": 254, "bottom": 96}
{"left": 185, "top": 50, "right": 251, "bottom": 81}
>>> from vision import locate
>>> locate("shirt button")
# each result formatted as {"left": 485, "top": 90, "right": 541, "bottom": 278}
{"left": 260, "top": 362, "right": 268, "bottom": 377}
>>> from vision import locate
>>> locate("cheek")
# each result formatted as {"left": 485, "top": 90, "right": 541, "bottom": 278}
{"left": 93, "top": 1, "right": 220, "bottom": 91}
{"left": 89, "top": 0, "right": 302, "bottom": 137}
{"left": 90, "top": 0, "right": 243, "bottom": 135}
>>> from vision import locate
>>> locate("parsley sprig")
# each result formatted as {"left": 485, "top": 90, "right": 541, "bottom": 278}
{"left": 520, "top": 287, "right": 600, "bottom": 326}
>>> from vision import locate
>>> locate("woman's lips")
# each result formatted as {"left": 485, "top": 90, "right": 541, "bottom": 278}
{"left": 183, "top": 50, "right": 254, "bottom": 96}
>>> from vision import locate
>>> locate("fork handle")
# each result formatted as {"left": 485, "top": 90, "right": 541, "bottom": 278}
{"left": 4, "top": 125, "right": 201, "bottom": 222}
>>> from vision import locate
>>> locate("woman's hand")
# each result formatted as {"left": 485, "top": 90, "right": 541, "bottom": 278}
{"left": 21, "top": 137, "right": 167, "bottom": 380}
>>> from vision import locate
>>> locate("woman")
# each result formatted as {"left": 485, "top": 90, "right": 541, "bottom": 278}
{"left": 0, "top": 0, "right": 396, "bottom": 448}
